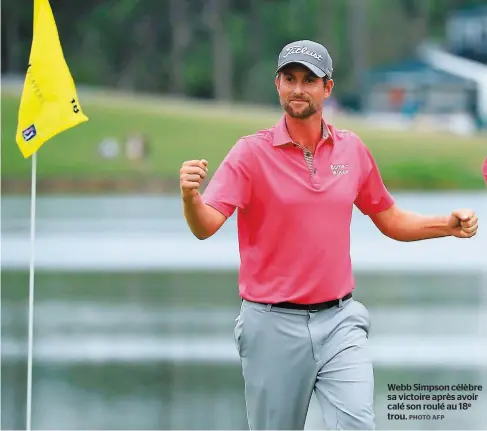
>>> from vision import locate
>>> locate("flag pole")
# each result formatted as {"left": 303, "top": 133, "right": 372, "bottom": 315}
{"left": 26, "top": 151, "right": 37, "bottom": 431}
{"left": 16, "top": 0, "right": 89, "bottom": 424}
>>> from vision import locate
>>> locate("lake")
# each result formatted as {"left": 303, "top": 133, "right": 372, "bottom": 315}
{"left": 2, "top": 192, "right": 487, "bottom": 430}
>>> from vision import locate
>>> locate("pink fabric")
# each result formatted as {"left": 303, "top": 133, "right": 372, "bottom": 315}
{"left": 483, "top": 156, "right": 487, "bottom": 185}
{"left": 203, "top": 115, "right": 394, "bottom": 304}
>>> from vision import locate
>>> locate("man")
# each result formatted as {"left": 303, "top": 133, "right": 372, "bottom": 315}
{"left": 179, "top": 40, "right": 479, "bottom": 430}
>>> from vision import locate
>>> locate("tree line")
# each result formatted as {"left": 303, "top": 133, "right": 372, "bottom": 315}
{"left": 2, "top": 0, "right": 485, "bottom": 107}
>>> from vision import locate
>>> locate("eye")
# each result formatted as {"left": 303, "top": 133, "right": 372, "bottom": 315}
{"left": 305, "top": 77, "right": 316, "bottom": 84}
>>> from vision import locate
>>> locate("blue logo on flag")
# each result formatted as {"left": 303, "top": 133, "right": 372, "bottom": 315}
{"left": 22, "top": 125, "right": 37, "bottom": 142}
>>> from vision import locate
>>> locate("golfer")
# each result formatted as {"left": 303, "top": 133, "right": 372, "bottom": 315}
{"left": 179, "top": 40, "right": 479, "bottom": 430}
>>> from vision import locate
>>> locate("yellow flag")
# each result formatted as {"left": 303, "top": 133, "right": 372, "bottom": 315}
{"left": 16, "top": 0, "right": 88, "bottom": 158}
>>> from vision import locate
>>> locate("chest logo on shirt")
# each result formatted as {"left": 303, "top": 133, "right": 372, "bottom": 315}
{"left": 330, "top": 164, "right": 349, "bottom": 176}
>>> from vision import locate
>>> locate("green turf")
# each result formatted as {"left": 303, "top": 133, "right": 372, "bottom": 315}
{"left": 1, "top": 92, "right": 270, "bottom": 180}
{"left": 2, "top": 270, "right": 481, "bottom": 307}
{"left": 2, "top": 89, "right": 486, "bottom": 189}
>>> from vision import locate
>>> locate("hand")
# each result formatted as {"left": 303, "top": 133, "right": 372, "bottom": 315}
{"left": 447, "top": 209, "right": 478, "bottom": 238}
{"left": 180, "top": 159, "right": 208, "bottom": 200}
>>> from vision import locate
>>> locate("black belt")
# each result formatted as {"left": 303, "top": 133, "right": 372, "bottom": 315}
{"left": 269, "top": 293, "right": 352, "bottom": 312}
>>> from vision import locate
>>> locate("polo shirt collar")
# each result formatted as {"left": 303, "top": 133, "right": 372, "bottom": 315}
{"left": 272, "top": 115, "right": 333, "bottom": 146}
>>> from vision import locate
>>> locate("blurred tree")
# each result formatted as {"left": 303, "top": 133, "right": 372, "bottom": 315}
{"left": 316, "top": 0, "right": 336, "bottom": 61}
{"left": 2, "top": 0, "right": 485, "bottom": 105}
{"left": 2, "top": 0, "right": 23, "bottom": 72}
{"left": 203, "top": 0, "right": 233, "bottom": 101}
{"left": 249, "top": 0, "right": 263, "bottom": 66}
{"left": 169, "top": 0, "right": 192, "bottom": 95}
{"left": 348, "top": 0, "right": 368, "bottom": 108}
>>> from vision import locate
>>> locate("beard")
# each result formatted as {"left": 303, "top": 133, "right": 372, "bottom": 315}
{"left": 281, "top": 97, "right": 318, "bottom": 119}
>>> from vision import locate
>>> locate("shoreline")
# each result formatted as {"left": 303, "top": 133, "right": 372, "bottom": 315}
{"left": 1, "top": 177, "right": 181, "bottom": 194}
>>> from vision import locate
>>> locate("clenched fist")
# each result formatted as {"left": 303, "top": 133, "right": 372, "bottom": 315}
{"left": 448, "top": 209, "right": 478, "bottom": 238}
{"left": 180, "top": 159, "right": 208, "bottom": 200}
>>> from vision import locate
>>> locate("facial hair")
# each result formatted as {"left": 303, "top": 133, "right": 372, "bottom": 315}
{"left": 281, "top": 96, "right": 318, "bottom": 119}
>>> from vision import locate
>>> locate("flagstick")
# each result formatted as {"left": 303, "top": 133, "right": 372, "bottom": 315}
{"left": 26, "top": 152, "right": 37, "bottom": 431}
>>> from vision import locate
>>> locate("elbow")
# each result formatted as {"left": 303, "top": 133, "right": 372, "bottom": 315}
{"left": 374, "top": 208, "right": 410, "bottom": 242}
{"left": 193, "top": 231, "right": 210, "bottom": 240}
{"left": 382, "top": 230, "right": 400, "bottom": 241}
{"left": 379, "top": 224, "right": 409, "bottom": 242}
{"left": 387, "top": 233, "right": 410, "bottom": 242}
{"left": 185, "top": 206, "right": 226, "bottom": 240}
{"left": 381, "top": 227, "right": 416, "bottom": 242}
{"left": 193, "top": 227, "right": 217, "bottom": 240}
{"left": 194, "top": 232, "right": 211, "bottom": 240}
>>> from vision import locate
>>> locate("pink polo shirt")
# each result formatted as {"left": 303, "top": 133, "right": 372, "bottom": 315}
{"left": 483, "top": 157, "right": 487, "bottom": 185}
{"left": 202, "top": 115, "right": 394, "bottom": 304}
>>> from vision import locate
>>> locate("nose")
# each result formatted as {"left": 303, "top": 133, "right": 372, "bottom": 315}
{"left": 293, "top": 83, "right": 304, "bottom": 96}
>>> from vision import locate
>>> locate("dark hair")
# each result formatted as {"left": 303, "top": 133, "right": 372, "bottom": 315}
{"left": 277, "top": 70, "right": 331, "bottom": 88}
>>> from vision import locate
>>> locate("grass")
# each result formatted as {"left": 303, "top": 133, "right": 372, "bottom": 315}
{"left": 3, "top": 269, "right": 479, "bottom": 306}
{"left": 2, "top": 86, "right": 486, "bottom": 190}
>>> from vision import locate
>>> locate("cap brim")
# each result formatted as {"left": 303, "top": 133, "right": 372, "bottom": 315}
{"left": 276, "top": 60, "right": 326, "bottom": 78}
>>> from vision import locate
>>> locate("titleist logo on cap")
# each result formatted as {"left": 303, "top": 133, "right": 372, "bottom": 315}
{"left": 282, "top": 46, "right": 323, "bottom": 61}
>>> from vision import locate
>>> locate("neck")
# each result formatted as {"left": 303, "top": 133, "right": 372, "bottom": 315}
{"left": 285, "top": 112, "right": 323, "bottom": 153}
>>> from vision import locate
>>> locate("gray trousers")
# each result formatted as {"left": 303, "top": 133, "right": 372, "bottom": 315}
{"left": 233, "top": 296, "right": 374, "bottom": 430}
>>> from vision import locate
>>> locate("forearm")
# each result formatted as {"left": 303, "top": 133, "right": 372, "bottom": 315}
{"left": 182, "top": 193, "right": 225, "bottom": 240}
{"left": 382, "top": 209, "right": 451, "bottom": 242}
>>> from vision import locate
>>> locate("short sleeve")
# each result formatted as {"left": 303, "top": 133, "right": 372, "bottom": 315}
{"left": 354, "top": 145, "right": 394, "bottom": 215}
{"left": 202, "top": 138, "right": 252, "bottom": 218}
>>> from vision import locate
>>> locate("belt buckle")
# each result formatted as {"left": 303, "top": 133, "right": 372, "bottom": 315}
{"left": 308, "top": 305, "right": 320, "bottom": 313}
